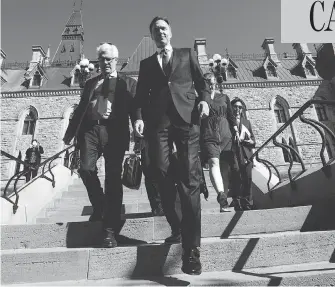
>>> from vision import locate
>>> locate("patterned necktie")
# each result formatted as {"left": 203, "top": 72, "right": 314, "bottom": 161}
{"left": 161, "top": 49, "right": 171, "bottom": 76}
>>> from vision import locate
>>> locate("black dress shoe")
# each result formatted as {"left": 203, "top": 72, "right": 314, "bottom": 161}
{"left": 181, "top": 247, "right": 202, "bottom": 275}
{"left": 232, "top": 197, "right": 243, "bottom": 211}
{"left": 240, "top": 197, "right": 253, "bottom": 211}
{"left": 102, "top": 229, "right": 117, "bottom": 248}
{"left": 164, "top": 230, "right": 181, "bottom": 244}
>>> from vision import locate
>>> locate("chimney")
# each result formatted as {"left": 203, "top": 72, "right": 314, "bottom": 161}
{"left": 194, "top": 38, "right": 208, "bottom": 64}
{"left": 45, "top": 45, "right": 51, "bottom": 66}
{"left": 31, "top": 45, "right": 46, "bottom": 64}
{"left": 292, "top": 43, "right": 312, "bottom": 60}
{"left": 261, "top": 38, "right": 280, "bottom": 64}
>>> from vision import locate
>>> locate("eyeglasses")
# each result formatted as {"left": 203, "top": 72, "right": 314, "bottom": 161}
{"left": 233, "top": 105, "right": 243, "bottom": 110}
{"left": 98, "top": 57, "right": 117, "bottom": 63}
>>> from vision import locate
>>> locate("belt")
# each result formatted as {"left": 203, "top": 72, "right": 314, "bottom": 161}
{"left": 89, "top": 119, "right": 109, "bottom": 126}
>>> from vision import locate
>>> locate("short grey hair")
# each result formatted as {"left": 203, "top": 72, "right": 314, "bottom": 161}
{"left": 96, "top": 43, "right": 119, "bottom": 58}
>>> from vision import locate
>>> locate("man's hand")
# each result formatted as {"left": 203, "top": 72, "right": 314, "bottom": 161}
{"left": 198, "top": 101, "right": 209, "bottom": 119}
{"left": 134, "top": 120, "right": 144, "bottom": 138}
{"left": 235, "top": 131, "right": 241, "bottom": 144}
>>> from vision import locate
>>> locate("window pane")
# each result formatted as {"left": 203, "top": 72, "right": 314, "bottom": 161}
{"left": 32, "top": 72, "right": 41, "bottom": 86}
{"left": 28, "top": 121, "right": 35, "bottom": 135}
{"left": 22, "top": 121, "right": 29, "bottom": 135}
{"left": 316, "top": 106, "right": 328, "bottom": 121}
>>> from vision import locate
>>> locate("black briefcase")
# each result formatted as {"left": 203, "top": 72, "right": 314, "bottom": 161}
{"left": 122, "top": 154, "right": 142, "bottom": 190}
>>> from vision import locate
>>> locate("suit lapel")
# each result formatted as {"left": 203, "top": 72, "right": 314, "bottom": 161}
{"left": 88, "top": 76, "right": 101, "bottom": 102}
{"left": 169, "top": 48, "right": 180, "bottom": 77}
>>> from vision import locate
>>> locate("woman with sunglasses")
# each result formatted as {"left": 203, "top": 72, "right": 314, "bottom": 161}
{"left": 200, "top": 73, "right": 240, "bottom": 212}
{"left": 230, "top": 97, "right": 256, "bottom": 211}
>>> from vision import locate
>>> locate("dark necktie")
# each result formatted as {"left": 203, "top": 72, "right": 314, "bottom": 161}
{"left": 161, "top": 49, "right": 171, "bottom": 76}
{"left": 101, "top": 77, "right": 110, "bottom": 99}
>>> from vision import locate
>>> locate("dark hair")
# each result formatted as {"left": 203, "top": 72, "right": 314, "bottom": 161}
{"left": 31, "top": 139, "right": 38, "bottom": 144}
{"left": 231, "top": 97, "right": 244, "bottom": 107}
{"left": 149, "top": 16, "right": 170, "bottom": 34}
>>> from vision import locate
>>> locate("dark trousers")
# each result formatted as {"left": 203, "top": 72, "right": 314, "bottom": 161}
{"left": 25, "top": 166, "right": 38, "bottom": 182}
{"left": 78, "top": 124, "right": 126, "bottom": 231}
{"left": 147, "top": 122, "right": 202, "bottom": 248}
{"left": 141, "top": 140, "right": 162, "bottom": 211}
{"left": 221, "top": 151, "right": 253, "bottom": 200}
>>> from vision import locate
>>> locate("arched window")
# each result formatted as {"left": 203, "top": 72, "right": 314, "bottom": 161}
{"left": 315, "top": 105, "right": 328, "bottom": 121}
{"left": 274, "top": 102, "right": 287, "bottom": 123}
{"left": 289, "top": 137, "right": 299, "bottom": 162}
{"left": 22, "top": 111, "right": 36, "bottom": 135}
{"left": 305, "top": 62, "right": 315, "bottom": 76}
{"left": 326, "top": 140, "right": 333, "bottom": 159}
{"left": 32, "top": 71, "right": 41, "bottom": 86}
{"left": 282, "top": 138, "right": 290, "bottom": 163}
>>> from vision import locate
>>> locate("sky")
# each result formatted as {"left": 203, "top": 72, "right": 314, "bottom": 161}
{"left": 1, "top": 0, "right": 308, "bottom": 63}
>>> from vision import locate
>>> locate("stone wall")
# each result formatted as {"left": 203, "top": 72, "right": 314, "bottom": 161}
{"left": 2, "top": 82, "right": 334, "bottom": 180}
{"left": 1, "top": 93, "right": 80, "bottom": 179}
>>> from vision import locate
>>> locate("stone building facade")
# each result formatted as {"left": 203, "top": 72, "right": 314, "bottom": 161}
{"left": 1, "top": 7, "right": 335, "bottom": 181}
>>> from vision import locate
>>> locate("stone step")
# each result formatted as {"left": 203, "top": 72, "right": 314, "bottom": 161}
{"left": 4, "top": 205, "right": 335, "bottom": 250}
{"left": 5, "top": 261, "right": 335, "bottom": 286}
{"left": 47, "top": 197, "right": 228, "bottom": 214}
{"left": 2, "top": 230, "right": 335, "bottom": 284}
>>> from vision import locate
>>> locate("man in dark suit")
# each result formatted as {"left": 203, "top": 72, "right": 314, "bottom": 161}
{"left": 231, "top": 97, "right": 256, "bottom": 211}
{"left": 133, "top": 16, "right": 210, "bottom": 275}
{"left": 63, "top": 43, "right": 137, "bottom": 248}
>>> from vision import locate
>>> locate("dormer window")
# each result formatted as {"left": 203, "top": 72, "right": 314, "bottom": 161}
{"left": 73, "top": 69, "right": 80, "bottom": 85}
{"left": 305, "top": 62, "right": 315, "bottom": 76}
{"left": 73, "top": 27, "right": 78, "bottom": 33}
{"left": 65, "top": 27, "right": 70, "bottom": 34}
{"left": 70, "top": 44, "right": 75, "bottom": 52}
{"left": 227, "top": 65, "right": 237, "bottom": 79}
{"left": 266, "top": 63, "right": 277, "bottom": 78}
{"left": 61, "top": 45, "right": 66, "bottom": 53}
{"left": 32, "top": 71, "right": 41, "bottom": 87}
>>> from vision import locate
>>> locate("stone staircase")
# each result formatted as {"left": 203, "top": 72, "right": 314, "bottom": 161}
{"left": 1, "top": 176, "right": 335, "bottom": 286}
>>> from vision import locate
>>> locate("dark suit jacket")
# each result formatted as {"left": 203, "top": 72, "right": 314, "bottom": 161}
{"left": 63, "top": 73, "right": 137, "bottom": 150}
{"left": 239, "top": 117, "right": 256, "bottom": 160}
{"left": 134, "top": 48, "right": 210, "bottom": 128}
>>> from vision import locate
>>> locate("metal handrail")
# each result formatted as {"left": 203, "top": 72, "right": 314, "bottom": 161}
{"left": 250, "top": 99, "right": 335, "bottom": 191}
{"left": 1, "top": 144, "right": 75, "bottom": 213}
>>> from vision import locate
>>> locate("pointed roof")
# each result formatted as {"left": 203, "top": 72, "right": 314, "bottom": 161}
{"left": 121, "top": 36, "right": 156, "bottom": 73}
{"left": 52, "top": 7, "right": 84, "bottom": 63}
{"left": 65, "top": 10, "right": 82, "bottom": 26}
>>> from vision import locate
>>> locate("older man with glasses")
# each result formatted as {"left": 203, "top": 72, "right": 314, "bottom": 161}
{"left": 63, "top": 43, "right": 137, "bottom": 248}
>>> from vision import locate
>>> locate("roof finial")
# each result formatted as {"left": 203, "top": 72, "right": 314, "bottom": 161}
{"left": 81, "top": 0, "right": 83, "bottom": 11}
{"left": 225, "top": 48, "right": 229, "bottom": 58}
